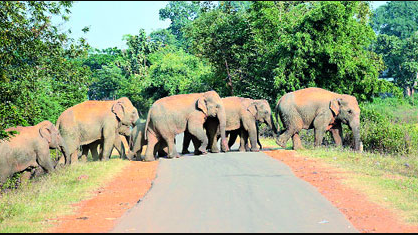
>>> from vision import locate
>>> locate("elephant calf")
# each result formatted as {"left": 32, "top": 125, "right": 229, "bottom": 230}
{"left": 0, "top": 120, "right": 66, "bottom": 184}
{"left": 275, "top": 87, "right": 361, "bottom": 150}
{"left": 128, "top": 119, "right": 169, "bottom": 160}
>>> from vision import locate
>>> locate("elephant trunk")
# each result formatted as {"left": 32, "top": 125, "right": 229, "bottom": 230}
{"left": 349, "top": 120, "right": 361, "bottom": 151}
{"left": 218, "top": 106, "right": 229, "bottom": 152}
{"left": 57, "top": 135, "right": 70, "bottom": 166}
{"left": 268, "top": 113, "right": 279, "bottom": 136}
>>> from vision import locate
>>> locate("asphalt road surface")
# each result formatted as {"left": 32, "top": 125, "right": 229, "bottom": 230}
{"left": 111, "top": 133, "right": 357, "bottom": 233}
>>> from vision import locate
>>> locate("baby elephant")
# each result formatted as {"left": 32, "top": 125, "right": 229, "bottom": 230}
{"left": 0, "top": 120, "right": 66, "bottom": 184}
{"left": 128, "top": 119, "right": 169, "bottom": 161}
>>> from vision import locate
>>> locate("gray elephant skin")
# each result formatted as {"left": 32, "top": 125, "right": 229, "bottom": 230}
{"left": 80, "top": 124, "right": 131, "bottom": 162}
{"left": 275, "top": 87, "right": 361, "bottom": 150}
{"left": 0, "top": 120, "right": 66, "bottom": 184}
{"left": 127, "top": 119, "right": 171, "bottom": 161}
{"left": 183, "top": 97, "right": 278, "bottom": 153}
{"left": 143, "top": 91, "right": 229, "bottom": 161}
{"left": 56, "top": 97, "right": 139, "bottom": 164}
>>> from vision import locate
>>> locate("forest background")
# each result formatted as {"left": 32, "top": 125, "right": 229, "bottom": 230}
{"left": 2, "top": 1, "right": 418, "bottom": 155}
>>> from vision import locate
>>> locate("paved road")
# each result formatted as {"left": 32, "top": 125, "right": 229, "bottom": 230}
{"left": 111, "top": 134, "right": 357, "bottom": 233}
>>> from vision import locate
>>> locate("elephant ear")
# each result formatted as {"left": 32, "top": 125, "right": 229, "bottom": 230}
{"left": 112, "top": 101, "right": 125, "bottom": 121}
{"left": 196, "top": 97, "right": 208, "bottom": 115}
{"left": 39, "top": 123, "right": 52, "bottom": 144}
{"left": 247, "top": 102, "right": 258, "bottom": 118}
{"left": 329, "top": 98, "right": 341, "bottom": 116}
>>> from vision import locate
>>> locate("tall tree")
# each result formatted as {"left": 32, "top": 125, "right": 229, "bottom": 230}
{"left": 372, "top": 1, "right": 418, "bottom": 96}
{"left": 0, "top": 1, "right": 91, "bottom": 138}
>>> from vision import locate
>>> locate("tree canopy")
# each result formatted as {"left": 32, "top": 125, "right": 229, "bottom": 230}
{"left": 1, "top": 1, "right": 412, "bottom": 139}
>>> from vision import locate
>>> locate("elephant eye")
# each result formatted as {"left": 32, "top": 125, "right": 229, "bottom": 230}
{"left": 348, "top": 109, "right": 352, "bottom": 114}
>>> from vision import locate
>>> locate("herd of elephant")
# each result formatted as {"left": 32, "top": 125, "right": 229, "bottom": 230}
{"left": 0, "top": 87, "right": 361, "bottom": 184}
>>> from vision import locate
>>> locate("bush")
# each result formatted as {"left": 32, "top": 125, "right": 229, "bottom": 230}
{"left": 359, "top": 97, "right": 418, "bottom": 155}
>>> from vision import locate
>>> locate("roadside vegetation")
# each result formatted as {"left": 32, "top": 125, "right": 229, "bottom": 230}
{"left": 0, "top": 158, "right": 129, "bottom": 233}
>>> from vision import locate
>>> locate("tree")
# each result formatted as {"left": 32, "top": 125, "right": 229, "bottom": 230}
{"left": 372, "top": 1, "right": 418, "bottom": 96}
{"left": 0, "top": 1, "right": 92, "bottom": 138}
{"left": 185, "top": 1, "right": 390, "bottom": 105}
{"left": 159, "top": 1, "right": 203, "bottom": 49}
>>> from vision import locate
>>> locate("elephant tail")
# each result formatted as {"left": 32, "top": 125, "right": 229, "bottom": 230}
{"left": 144, "top": 110, "right": 151, "bottom": 141}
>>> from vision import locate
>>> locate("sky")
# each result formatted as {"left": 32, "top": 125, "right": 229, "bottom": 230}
{"left": 53, "top": 1, "right": 388, "bottom": 50}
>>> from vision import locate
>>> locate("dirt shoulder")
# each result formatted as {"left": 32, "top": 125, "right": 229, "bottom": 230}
{"left": 47, "top": 161, "right": 158, "bottom": 233}
{"left": 264, "top": 149, "right": 418, "bottom": 233}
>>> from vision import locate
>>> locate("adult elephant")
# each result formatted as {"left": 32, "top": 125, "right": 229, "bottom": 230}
{"left": 275, "top": 87, "right": 361, "bottom": 151}
{"left": 0, "top": 121, "right": 67, "bottom": 184}
{"left": 183, "top": 97, "right": 278, "bottom": 153}
{"left": 143, "top": 91, "right": 229, "bottom": 161}
{"left": 56, "top": 97, "right": 139, "bottom": 164}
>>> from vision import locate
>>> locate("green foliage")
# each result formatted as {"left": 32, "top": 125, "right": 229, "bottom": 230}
{"left": 0, "top": 1, "right": 91, "bottom": 138}
{"left": 185, "top": 1, "right": 390, "bottom": 106}
{"left": 159, "top": 1, "right": 203, "bottom": 48}
{"left": 372, "top": 1, "right": 418, "bottom": 93}
{"left": 359, "top": 96, "right": 418, "bottom": 155}
{"left": 372, "top": 1, "right": 418, "bottom": 40}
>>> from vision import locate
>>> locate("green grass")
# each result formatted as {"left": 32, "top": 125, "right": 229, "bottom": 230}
{"left": 0, "top": 157, "right": 129, "bottom": 233}
{"left": 260, "top": 137, "right": 418, "bottom": 225}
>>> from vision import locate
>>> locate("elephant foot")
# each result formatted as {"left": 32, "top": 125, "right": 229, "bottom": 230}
{"left": 194, "top": 149, "right": 208, "bottom": 155}
{"left": 210, "top": 148, "right": 220, "bottom": 153}
{"left": 181, "top": 150, "right": 190, "bottom": 154}
{"left": 167, "top": 153, "right": 180, "bottom": 159}
{"left": 238, "top": 147, "right": 246, "bottom": 152}
{"left": 250, "top": 147, "right": 260, "bottom": 152}
{"left": 293, "top": 145, "right": 305, "bottom": 150}
{"left": 142, "top": 155, "right": 156, "bottom": 162}
{"left": 276, "top": 139, "right": 287, "bottom": 149}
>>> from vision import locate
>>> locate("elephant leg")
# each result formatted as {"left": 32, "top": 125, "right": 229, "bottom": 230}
{"left": 239, "top": 129, "right": 248, "bottom": 152}
{"left": 191, "top": 135, "right": 202, "bottom": 155}
{"left": 330, "top": 123, "right": 343, "bottom": 147}
{"left": 187, "top": 121, "right": 208, "bottom": 155}
{"left": 80, "top": 145, "right": 89, "bottom": 162}
{"left": 228, "top": 131, "right": 238, "bottom": 149}
{"left": 70, "top": 150, "right": 79, "bottom": 165}
{"left": 313, "top": 114, "right": 332, "bottom": 148}
{"left": 101, "top": 134, "right": 116, "bottom": 161}
{"left": 246, "top": 122, "right": 259, "bottom": 152}
{"left": 207, "top": 128, "right": 219, "bottom": 153}
{"left": 37, "top": 152, "right": 55, "bottom": 173}
{"left": 90, "top": 142, "right": 100, "bottom": 161}
{"left": 144, "top": 132, "right": 158, "bottom": 162}
{"left": 292, "top": 133, "right": 304, "bottom": 150}
{"left": 182, "top": 130, "right": 192, "bottom": 154}
{"left": 113, "top": 135, "right": 127, "bottom": 160}
{"left": 161, "top": 133, "right": 179, "bottom": 159}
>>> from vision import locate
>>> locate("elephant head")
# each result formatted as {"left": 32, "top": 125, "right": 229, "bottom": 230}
{"left": 247, "top": 100, "right": 278, "bottom": 136}
{"left": 330, "top": 95, "right": 361, "bottom": 151}
{"left": 39, "top": 120, "right": 64, "bottom": 149}
{"left": 112, "top": 97, "right": 139, "bottom": 128}
{"left": 197, "top": 91, "right": 229, "bottom": 151}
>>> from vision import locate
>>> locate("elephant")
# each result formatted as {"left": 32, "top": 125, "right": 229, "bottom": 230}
{"left": 79, "top": 124, "right": 131, "bottom": 162}
{"left": 126, "top": 119, "right": 170, "bottom": 161}
{"left": 143, "top": 91, "right": 229, "bottom": 161}
{"left": 0, "top": 120, "right": 66, "bottom": 184}
{"left": 56, "top": 97, "right": 139, "bottom": 164}
{"left": 275, "top": 87, "right": 361, "bottom": 151}
{"left": 182, "top": 97, "right": 278, "bottom": 153}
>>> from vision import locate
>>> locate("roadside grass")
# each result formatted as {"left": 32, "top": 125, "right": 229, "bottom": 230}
{"left": 260, "top": 137, "right": 418, "bottom": 225}
{"left": 0, "top": 156, "right": 129, "bottom": 233}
